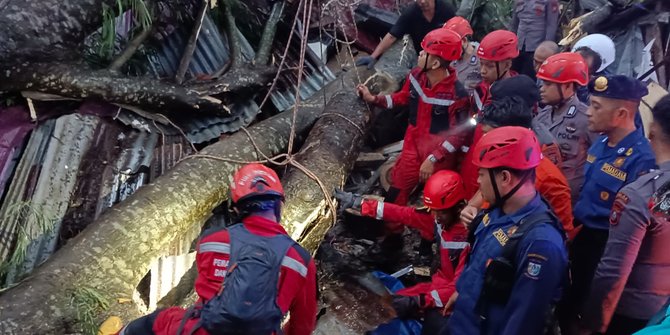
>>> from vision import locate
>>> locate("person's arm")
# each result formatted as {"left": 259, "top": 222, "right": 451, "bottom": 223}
{"left": 499, "top": 239, "right": 567, "bottom": 335}
{"left": 545, "top": 0, "right": 559, "bottom": 41}
{"left": 580, "top": 189, "right": 649, "bottom": 333}
{"left": 537, "top": 171, "right": 575, "bottom": 236}
{"left": 370, "top": 33, "right": 398, "bottom": 60}
{"left": 360, "top": 199, "right": 435, "bottom": 240}
{"left": 357, "top": 71, "right": 412, "bottom": 108}
{"left": 285, "top": 260, "right": 318, "bottom": 335}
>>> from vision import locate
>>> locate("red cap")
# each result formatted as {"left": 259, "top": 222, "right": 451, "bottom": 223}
{"left": 443, "top": 16, "right": 473, "bottom": 38}
{"left": 473, "top": 126, "right": 542, "bottom": 170}
{"left": 230, "top": 164, "right": 284, "bottom": 203}
{"left": 423, "top": 170, "right": 466, "bottom": 210}
{"left": 477, "top": 30, "right": 520, "bottom": 61}
{"left": 537, "top": 52, "right": 590, "bottom": 86}
{"left": 421, "top": 28, "right": 463, "bottom": 61}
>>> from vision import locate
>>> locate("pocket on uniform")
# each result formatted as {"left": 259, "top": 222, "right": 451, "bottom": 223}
{"left": 594, "top": 172, "right": 625, "bottom": 204}
{"left": 429, "top": 105, "right": 451, "bottom": 134}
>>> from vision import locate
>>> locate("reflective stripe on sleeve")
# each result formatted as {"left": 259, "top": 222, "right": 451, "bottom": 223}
{"left": 376, "top": 202, "right": 385, "bottom": 220}
{"left": 281, "top": 256, "right": 308, "bottom": 278}
{"left": 431, "top": 290, "right": 444, "bottom": 307}
{"left": 442, "top": 140, "right": 456, "bottom": 153}
{"left": 199, "top": 242, "right": 231, "bottom": 254}
{"left": 385, "top": 95, "right": 393, "bottom": 108}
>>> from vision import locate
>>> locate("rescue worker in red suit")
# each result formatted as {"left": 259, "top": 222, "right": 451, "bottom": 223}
{"left": 357, "top": 28, "right": 471, "bottom": 209}
{"left": 116, "top": 164, "right": 317, "bottom": 335}
{"left": 450, "top": 29, "right": 520, "bottom": 199}
{"left": 335, "top": 170, "right": 469, "bottom": 334}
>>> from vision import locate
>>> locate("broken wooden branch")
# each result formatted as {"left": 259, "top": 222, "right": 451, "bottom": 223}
{"left": 255, "top": 2, "right": 285, "bottom": 65}
{"left": 175, "top": 0, "right": 209, "bottom": 84}
{"left": 0, "top": 62, "right": 230, "bottom": 115}
{"left": 223, "top": 0, "right": 244, "bottom": 68}
{"left": 109, "top": 27, "right": 153, "bottom": 72}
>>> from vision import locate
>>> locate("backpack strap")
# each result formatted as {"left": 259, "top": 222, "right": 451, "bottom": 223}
{"left": 500, "top": 211, "right": 560, "bottom": 263}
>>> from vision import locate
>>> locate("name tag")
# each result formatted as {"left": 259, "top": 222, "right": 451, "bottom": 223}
{"left": 601, "top": 163, "right": 627, "bottom": 181}
{"left": 493, "top": 228, "right": 509, "bottom": 246}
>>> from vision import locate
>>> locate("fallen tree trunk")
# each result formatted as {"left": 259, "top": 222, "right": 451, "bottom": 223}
{"left": 0, "top": 105, "right": 320, "bottom": 334}
{"left": 282, "top": 39, "right": 416, "bottom": 252}
{"left": 0, "top": 62, "right": 275, "bottom": 116}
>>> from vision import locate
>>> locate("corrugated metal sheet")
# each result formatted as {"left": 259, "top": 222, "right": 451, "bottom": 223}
{"left": 0, "top": 114, "right": 100, "bottom": 285}
{"left": 144, "top": 14, "right": 334, "bottom": 143}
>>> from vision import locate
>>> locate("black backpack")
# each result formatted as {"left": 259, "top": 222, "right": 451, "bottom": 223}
{"left": 183, "top": 223, "right": 307, "bottom": 335}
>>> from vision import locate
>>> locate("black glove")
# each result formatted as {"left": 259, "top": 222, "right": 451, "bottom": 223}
{"left": 333, "top": 188, "right": 363, "bottom": 210}
{"left": 392, "top": 295, "right": 422, "bottom": 319}
{"left": 355, "top": 56, "right": 377, "bottom": 70}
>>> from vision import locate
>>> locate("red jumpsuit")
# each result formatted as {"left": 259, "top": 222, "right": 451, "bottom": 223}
{"left": 360, "top": 199, "right": 469, "bottom": 309}
{"left": 148, "top": 216, "right": 317, "bottom": 335}
{"left": 372, "top": 67, "right": 471, "bottom": 206}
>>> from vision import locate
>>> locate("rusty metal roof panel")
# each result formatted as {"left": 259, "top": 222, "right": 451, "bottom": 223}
{"left": 0, "top": 114, "right": 101, "bottom": 285}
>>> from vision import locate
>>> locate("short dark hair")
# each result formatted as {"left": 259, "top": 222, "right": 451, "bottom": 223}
{"left": 652, "top": 95, "right": 670, "bottom": 137}
{"left": 481, "top": 96, "right": 533, "bottom": 128}
{"left": 575, "top": 46, "right": 602, "bottom": 75}
{"left": 491, "top": 166, "right": 537, "bottom": 183}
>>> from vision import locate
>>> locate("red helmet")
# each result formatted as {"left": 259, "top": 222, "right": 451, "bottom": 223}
{"left": 423, "top": 170, "right": 466, "bottom": 210}
{"left": 473, "top": 126, "right": 542, "bottom": 170}
{"left": 230, "top": 164, "right": 284, "bottom": 203}
{"left": 421, "top": 28, "right": 463, "bottom": 61}
{"left": 477, "top": 30, "right": 520, "bottom": 61}
{"left": 537, "top": 52, "right": 589, "bottom": 86}
{"left": 443, "top": 16, "right": 473, "bottom": 38}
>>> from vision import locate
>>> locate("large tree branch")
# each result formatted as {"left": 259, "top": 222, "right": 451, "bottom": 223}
{"left": 175, "top": 0, "right": 209, "bottom": 84}
{"left": 0, "top": 62, "right": 231, "bottom": 115}
{"left": 254, "top": 2, "right": 285, "bottom": 65}
{"left": 222, "top": 0, "right": 244, "bottom": 68}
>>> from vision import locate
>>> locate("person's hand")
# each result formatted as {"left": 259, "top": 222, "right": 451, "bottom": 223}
{"left": 419, "top": 158, "right": 435, "bottom": 182}
{"left": 391, "top": 295, "right": 421, "bottom": 319}
{"left": 442, "top": 292, "right": 459, "bottom": 315}
{"left": 460, "top": 204, "right": 479, "bottom": 225}
{"left": 356, "top": 55, "right": 377, "bottom": 70}
{"left": 333, "top": 188, "right": 363, "bottom": 210}
{"left": 356, "top": 84, "right": 375, "bottom": 103}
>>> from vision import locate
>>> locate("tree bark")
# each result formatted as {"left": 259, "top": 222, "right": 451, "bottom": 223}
{"left": 0, "top": 0, "right": 116, "bottom": 63}
{"left": 0, "top": 62, "right": 234, "bottom": 115}
{"left": 175, "top": 0, "right": 209, "bottom": 85}
{"left": 282, "top": 40, "right": 415, "bottom": 252}
{"left": 254, "top": 2, "right": 285, "bottom": 65}
{"left": 108, "top": 28, "right": 154, "bottom": 73}
{"left": 0, "top": 105, "right": 321, "bottom": 334}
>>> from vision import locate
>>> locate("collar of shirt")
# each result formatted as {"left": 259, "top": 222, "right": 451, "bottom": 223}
{"left": 481, "top": 193, "right": 545, "bottom": 231}
{"left": 242, "top": 215, "right": 288, "bottom": 237}
{"left": 601, "top": 129, "right": 645, "bottom": 157}
{"left": 416, "top": 66, "right": 458, "bottom": 91}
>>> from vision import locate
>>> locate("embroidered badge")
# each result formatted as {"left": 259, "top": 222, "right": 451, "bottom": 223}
{"left": 600, "top": 191, "right": 610, "bottom": 201}
{"left": 614, "top": 157, "right": 626, "bottom": 168}
{"left": 566, "top": 126, "right": 577, "bottom": 133}
{"left": 601, "top": 163, "right": 627, "bottom": 181}
{"left": 470, "top": 55, "right": 477, "bottom": 65}
{"left": 626, "top": 148, "right": 633, "bottom": 156}
{"left": 493, "top": 228, "right": 509, "bottom": 246}
{"left": 610, "top": 192, "right": 630, "bottom": 225}
{"left": 507, "top": 226, "right": 518, "bottom": 236}
{"left": 587, "top": 154, "right": 596, "bottom": 163}
{"left": 527, "top": 262, "right": 542, "bottom": 277}
{"left": 618, "top": 147, "right": 626, "bottom": 154}
{"left": 567, "top": 106, "right": 576, "bottom": 117}
{"left": 483, "top": 213, "right": 490, "bottom": 226}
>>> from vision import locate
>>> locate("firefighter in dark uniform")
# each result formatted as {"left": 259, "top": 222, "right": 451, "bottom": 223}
{"left": 562, "top": 75, "right": 657, "bottom": 331}
{"left": 577, "top": 95, "right": 670, "bottom": 335}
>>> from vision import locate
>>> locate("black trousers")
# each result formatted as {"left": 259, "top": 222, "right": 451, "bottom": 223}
{"left": 605, "top": 314, "right": 649, "bottom": 335}
{"left": 512, "top": 50, "right": 537, "bottom": 81}
{"left": 422, "top": 308, "right": 449, "bottom": 335}
{"left": 559, "top": 226, "right": 609, "bottom": 330}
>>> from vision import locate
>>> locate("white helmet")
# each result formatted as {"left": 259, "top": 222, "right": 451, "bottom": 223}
{"left": 572, "top": 34, "right": 616, "bottom": 73}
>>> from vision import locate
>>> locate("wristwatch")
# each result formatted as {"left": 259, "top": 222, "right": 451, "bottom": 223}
{"left": 428, "top": 154, "right": 437, "bottom": 163}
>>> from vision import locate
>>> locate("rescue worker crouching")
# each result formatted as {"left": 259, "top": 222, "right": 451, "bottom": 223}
{"left": 335, "top": 170, "right": 469, "bottom": 334}
{"left": 357, "top": 28, "right": 470, "bottom": 207}
{"left": 117, "top": 164, "right": 317, "bottom": 335}
{"left": 445, "top": 126, "right": 568, "bottom": 335}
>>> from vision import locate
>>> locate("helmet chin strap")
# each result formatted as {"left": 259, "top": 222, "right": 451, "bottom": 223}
{"left": 495, "top": 62, "right": 508, "bottom": 81}
{"left": 488, "top": 169, "right": 533, "bottom": 208}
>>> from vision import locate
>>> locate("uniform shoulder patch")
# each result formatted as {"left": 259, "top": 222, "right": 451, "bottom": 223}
{"left": 566, "top": 106, "right": 577, "bottom": 117}
{"left": 587, "top": 154, "right": 596, "bottom": 163}
{"left": 610, "top": 192, "right": 630, "bottom": 226}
